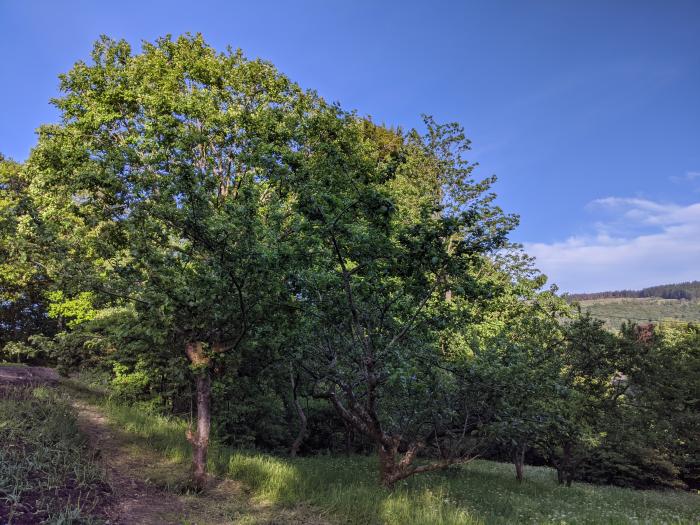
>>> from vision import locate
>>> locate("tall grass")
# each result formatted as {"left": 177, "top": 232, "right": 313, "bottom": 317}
{"left": 0, "top": 385, "right": 109, "bottom": 524}
{"left": 64, "top": 380, "right": 700, "bottom": 525}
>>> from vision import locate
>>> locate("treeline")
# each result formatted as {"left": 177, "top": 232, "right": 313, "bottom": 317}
{"left": 569, "top": 281, "right": 700, "bottom": 301}
{"left": 1, "top": 35, "right": 698, "bottom": 492}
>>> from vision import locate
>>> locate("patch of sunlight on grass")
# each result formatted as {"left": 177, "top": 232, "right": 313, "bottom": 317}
{"left": 227, "top": 452, "right": 300, "bottom": 503}
{"left": 62, "top": 381, "right": 700, "bottom": 525}
{"left": 234, "top": 517, "right": 258, "bottom": 525}
{"left": 381, "top": 487, "right": 481, "bottom": 525}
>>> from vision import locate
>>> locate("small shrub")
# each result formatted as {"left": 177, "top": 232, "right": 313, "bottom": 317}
{"left": 110, "top": 361, "right": 153, "bottom": 404}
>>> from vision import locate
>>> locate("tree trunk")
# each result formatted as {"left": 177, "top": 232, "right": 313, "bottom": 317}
{"left": 192, "top": 371, "right": 211, "bottom": 489}
{"left": 514, "top": 444, "right": 526, "bottom": 482}
{"left": 562, "top": 440, "right": 574, "bottom": 487}
{"left": 556, "top": 466, "right": 565, "bottom": 484}
{"left": 379, "top": 445, "right": 400, "bottom": 488}
{"left": 289, "top": 369, "right": 307, "bottom": 457}
{"left": 377, "top": 440, "right": 462, "bottom": 488}
{"left": 185, "top": 341, "right": 212, "bottom": 490}
{"left": 344, "top": 421, "right": 353, "bottom": 456}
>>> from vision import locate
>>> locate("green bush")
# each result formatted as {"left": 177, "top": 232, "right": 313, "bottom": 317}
{"left": 1, "top": 341, "right": 36, "bottom": 363}
{"left": 110, "top": 361, "right": 152, "bottom": 404}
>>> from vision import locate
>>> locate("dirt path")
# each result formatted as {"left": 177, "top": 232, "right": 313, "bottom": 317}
{"left": 1, "top": 366, "right": 329, "bottom": 524}
{"left": 0, "top": 365, "right": 58, "bottom": 385}
{"left": 71, "top": 398, "right": 188, "bottom": 524}
{"left": 70, "top": 398, "right": 329, "bottom": 524}
{"left": 1, "top": 366, "right": 181, "bottom": 523}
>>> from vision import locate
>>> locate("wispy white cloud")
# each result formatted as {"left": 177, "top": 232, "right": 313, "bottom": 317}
{"left": 525, "top": 197, "right": 700, "bottom": 293}
{"left": 670, "top": 171, "right": 700, "bottom": 186}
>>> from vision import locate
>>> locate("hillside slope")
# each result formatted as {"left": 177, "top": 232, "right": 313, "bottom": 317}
{"left": 566, "top": 281, "right": 700, "bottom": 329}
{"left": 575, "top": 297, "right": 700, "bottom": 329}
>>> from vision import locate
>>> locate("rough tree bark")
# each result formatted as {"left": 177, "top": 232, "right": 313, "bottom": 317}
{"left": 185, "top": 341, "right": 212, "bottom": 490}
{"left": 563, "top": 441, "right": 575, "bottom": 487}
{"left": 556, "top": 465, "right": 565, "bottom": 484}
{"left": 514, "top": 443, "right": 526, "bottom": 482}
{"left": 289, "top": 368, "right": 308, "bottom": 457}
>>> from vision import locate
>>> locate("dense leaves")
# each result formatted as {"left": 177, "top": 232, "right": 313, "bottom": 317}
{"left": 1, "top": 34, "right": 698, "bottom": 491}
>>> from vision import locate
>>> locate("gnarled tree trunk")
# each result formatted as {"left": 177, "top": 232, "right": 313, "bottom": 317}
{"left": 377, "top": 439, "right": 466, "bottom": 489}
{"left": 378, "top": 444, "right": 399, "bottom": 487}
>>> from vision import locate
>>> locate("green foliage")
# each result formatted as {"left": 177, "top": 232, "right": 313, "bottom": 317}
{"left": 561, "top": 320, "right": 700, "bottom": 489}
{"left": 0, "top": 334, "right": 56, "bottom": 365}
{"left": 28, "top": 33, "right": 318, "bottom": 359}
{"left": 0, "top": 341, "right": 34, "bottom": 364}
{"left": 4, "top": 33, "right": 698, "bottom": 495}
{"left": 111, "top": 361, "right": 152, "bottom": 404}
{"left": 46, "top": 291, "right": 98, "bottom": 328}
{"left": 290, "top": 114, "right": 524, "bottom": 481}
{"left": 0, "top": 155, "right": 58, "bottom": 347}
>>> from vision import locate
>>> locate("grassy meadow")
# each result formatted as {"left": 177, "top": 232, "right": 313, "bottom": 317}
{"left": 576, "top": 298, "right": 700, "bottom": 330}
{"left": 62, "top": 379, "right": 700, "bottom": 525}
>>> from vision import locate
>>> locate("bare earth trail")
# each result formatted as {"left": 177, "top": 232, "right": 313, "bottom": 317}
{"left": 71, "top": 398, "right": 187, "bottom": 524}
{"left": 71, "top": 394, "right": 329, "bottom": 524}
{"left": 0, "top": 365, "right": 59, "bottom": 385}
{"left": 0, "top": 366, "right": 329, "bottom": 525}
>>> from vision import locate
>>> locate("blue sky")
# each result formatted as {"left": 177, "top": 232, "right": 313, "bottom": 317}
{"left": 2, "top": 0, "right": 699, "bottom": 292}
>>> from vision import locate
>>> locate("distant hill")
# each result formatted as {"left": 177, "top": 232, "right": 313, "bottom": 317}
{"left": 566, "top": 281, "right": 700, "bottom": 329}
{"left": 572, "top": 297, "right": 700, "bottom": 329}
{"left": 568, "top": 281, "right": 700, "bottom": 301}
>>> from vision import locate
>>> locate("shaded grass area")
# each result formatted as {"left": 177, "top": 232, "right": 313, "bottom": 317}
{"left": 62, "top": 379, "right": 700, "bottom": 525}
{"left": 0, "top": 385, "right": 110, "bottom": 524}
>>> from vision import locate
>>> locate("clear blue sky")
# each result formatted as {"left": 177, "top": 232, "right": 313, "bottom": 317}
{"left": 2, "top": 0, "right": 699, "bottom": 292}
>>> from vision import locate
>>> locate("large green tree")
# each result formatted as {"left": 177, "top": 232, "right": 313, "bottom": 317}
{"left": 293, "top": 115, "right": 520, "bottom": 486}
{"left": 28, "top": 34, "right": 325, "bottom": 487}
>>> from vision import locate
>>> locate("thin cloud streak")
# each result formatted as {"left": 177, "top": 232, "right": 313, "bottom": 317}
{"left": 525, "top": 198, "right": 700, "bottom": 293}
{"left": 670, "top": 171, "right": 700, "bottom": 185}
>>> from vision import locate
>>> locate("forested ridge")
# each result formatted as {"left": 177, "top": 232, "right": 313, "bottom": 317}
{"left": 1, "top": 34, "right": 698, "bottom": 518}
{"left": 568, "top": 281, "right": 700, "bottom": 301}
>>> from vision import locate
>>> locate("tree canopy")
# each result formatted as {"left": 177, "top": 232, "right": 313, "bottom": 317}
{"left": 1, "top": 34, "right": 697, "bottom": 492}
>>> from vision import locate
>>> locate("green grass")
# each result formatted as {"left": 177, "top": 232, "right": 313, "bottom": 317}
{"left": 63, "top": 379, "right": 700, "bottom": 525}
{"left": 577, "top": 298, "right": 700, "bottom": 330}
{"left": 0, "top": 385, "right": 110, "bottom": 524}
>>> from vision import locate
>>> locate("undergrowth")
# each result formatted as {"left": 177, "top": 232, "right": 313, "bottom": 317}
{"left": 0, "top": 385, "right": 110, "bottom": 524}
